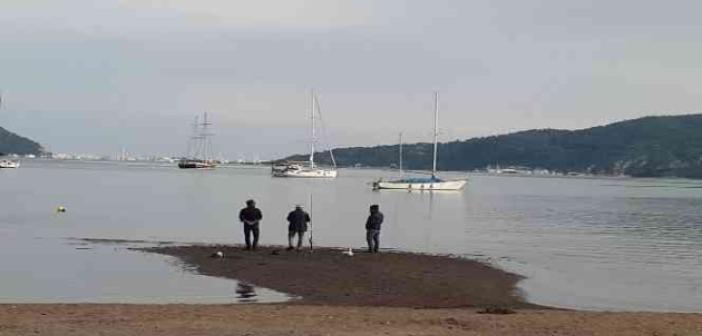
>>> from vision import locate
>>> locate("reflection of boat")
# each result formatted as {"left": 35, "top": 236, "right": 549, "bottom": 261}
{"left": 178, "top": 113, "right": 216, "bottom": 169}
{"left": 0, "top": 159, "right": 20, "bottom": 169}
{"left": 373, "top": 92, "right": 466, "bottom": 191}
{"left": 274, "top": 91, "right": 337, "bottom": 178}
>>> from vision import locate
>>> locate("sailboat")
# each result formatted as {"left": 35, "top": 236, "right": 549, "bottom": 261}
{"left": 0, "top": 159, "right": 20, "bottom": 169}
{"left": 178, "top": 113, "right": 217, "bottom": 169}
{"left": 273, "top": 91, "right": 337, "bottom": 178}
{"left": 373, "top": 92, "right": 467, "bottom": 191}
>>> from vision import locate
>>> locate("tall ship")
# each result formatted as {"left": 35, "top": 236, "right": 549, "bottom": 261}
{"left": 178, "top": 113, "right": 217, "bottom": 169}
{"left": 273, "top": 91, "right": 337, "bottom": 178}
{"left": 373, "top": 92, "right": 467, "bottom": 191}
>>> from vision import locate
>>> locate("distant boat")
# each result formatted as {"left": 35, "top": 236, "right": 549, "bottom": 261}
{"left": 273, "top": 91, "right": 337, "bottom": 178}
{"left": 0, "top": 159, "right": 20, "bottom": 169}
{"left": 178, "top": 113, "right": 216, "bottom": 169}
{"left": 373, "top": 92, "right": 467, "bottom": 191}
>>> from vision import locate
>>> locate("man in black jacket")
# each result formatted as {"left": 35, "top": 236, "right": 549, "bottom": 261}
{"left": 365, "top": 204, "right": 384, "bottom": 253}
{"left": 286, "top": 205, "right": 310, "bottom": 251}
{"left": 239, "top": 199, "right": 262, "bottom": 250}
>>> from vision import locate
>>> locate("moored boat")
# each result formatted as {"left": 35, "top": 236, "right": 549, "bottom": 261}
{"left": 0, "top": 159, "right": 20, "bottom": 169}
{"left": 178, "top": 159, "right": 215, "bottom": 169}
{"left": 273, "top": 91, "right": 337, "bottom": 178}
{"left": 373, "top": 92, "right": 466, "bottom": 191}
{"left": 178, "top": 113, "right": 217, "bottom": 170}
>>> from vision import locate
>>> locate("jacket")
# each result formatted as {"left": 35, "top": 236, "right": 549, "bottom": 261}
{"left": 365, "top": 211, "right": 384, "bottom": 230}
{"left": 239, "top": 207, "right": 262, "bottom": 226}
{"left": 287, "top": 209, "right": 310, "bottom": 232}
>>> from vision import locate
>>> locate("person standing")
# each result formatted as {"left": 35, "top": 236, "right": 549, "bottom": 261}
{"left": 239, "top": 199, "right": 262, "bottom": 250}
{"left": 286, "top": 205, "right": 310, "bottom": 250}
{"left": 365, "top": 204, "right": 384, "bottom": 253}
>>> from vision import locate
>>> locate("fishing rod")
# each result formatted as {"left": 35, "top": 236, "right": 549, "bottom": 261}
{"left": 308, "top": 193, "right": 314, "bottom": 252}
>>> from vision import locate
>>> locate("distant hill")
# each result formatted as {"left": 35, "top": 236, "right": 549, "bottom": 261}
{"left": 280, "top": 114, "right": 702, "bottom": 178}
{"left": 0, "top": 126, "right": 44, "bottom": 156}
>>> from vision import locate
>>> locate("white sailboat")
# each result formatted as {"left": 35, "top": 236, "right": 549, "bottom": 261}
{"left": 0, "top": 159, "right": 20, "bottom": 169}
{"left": 373, "top": 92, "right": 467, "bottom": 191}
{"left": 273, "top": 92, "right": 337, "bottom": 178}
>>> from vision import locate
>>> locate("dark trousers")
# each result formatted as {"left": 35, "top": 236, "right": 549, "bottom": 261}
{"left": 288, "top": 230, "right": 305, "bottom": 249}
{"left": 244, "top": 224, "right": 259, "bottom": 250}
{"left": 366, "top": 229, "right": 380, "bottom": 253}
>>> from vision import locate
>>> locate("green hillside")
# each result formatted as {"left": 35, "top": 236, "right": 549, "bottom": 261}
{"left": 0, "top": 126, "right": 44, "bottom": 156}
{"left": 281, "top": 114, "right": 702, "bottom": 178}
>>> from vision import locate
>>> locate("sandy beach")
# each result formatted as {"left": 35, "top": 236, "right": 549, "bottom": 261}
{"left": 1, "top": 304, "right": 701, "bottom": 335}
{"left": 1, "top": 244, "right": 700, "bottom": 335}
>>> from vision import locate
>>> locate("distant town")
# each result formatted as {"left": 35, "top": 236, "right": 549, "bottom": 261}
{"left": 3, "top": 152, "right": 615, "bottom": 178}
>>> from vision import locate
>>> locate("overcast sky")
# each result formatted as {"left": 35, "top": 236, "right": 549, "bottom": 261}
{"left": 2, "top": 1, "right": 702, "bottom": 159}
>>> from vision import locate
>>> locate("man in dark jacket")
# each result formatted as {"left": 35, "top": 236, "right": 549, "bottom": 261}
{"left": 286, "top": 205, "right": 310, "bottom": 251}
{"left": 239, "top": 199, "right": 262, "bottom": 250}
{"left": 365, "top": 204, "right": 384, "bottom": 253}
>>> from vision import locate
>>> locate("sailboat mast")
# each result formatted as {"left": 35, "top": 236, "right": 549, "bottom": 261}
{"left": 399, "top": 132, "right": 403, "bottom": 175}
{"left": 432, "top": 91, "right": 439, "bottom": 177}
{"left": 310, "top": 91, "right": 316, "bottom": 168}
{"left": 203, "top": 112, "right": 209, "bottom": 162}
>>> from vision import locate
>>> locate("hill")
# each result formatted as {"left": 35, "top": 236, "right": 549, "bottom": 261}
{"left": 0, "top": 126, "right": 44, "bottom": 156}
{"left": 280, "top": 114, "right": 702, "bottom": 178}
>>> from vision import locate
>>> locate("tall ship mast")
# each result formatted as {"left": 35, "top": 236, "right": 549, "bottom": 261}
{"left": 178, "top": 112, "right": 216, "bottom": 169}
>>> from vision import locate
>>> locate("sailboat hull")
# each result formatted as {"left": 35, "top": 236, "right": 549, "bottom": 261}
{"left": 374, "top": 179, "right": 466, "bottom": 191}
{"left": 178, "top": 160, "right": 216, "bottom": 169}
{"left": 279, "top": 168, "right": 337, "bottom": 178}
{"left": 0, "top": 160, "right": 20, "bottom": 169}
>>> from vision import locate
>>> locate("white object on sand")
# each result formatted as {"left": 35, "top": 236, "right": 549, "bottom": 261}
{"left": 342, "top": 248, "right": 354, "bottom": 257}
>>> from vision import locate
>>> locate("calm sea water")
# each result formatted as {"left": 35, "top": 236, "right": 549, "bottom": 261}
{"left": 1, "top": 160, "right": 700, "bottom": 311}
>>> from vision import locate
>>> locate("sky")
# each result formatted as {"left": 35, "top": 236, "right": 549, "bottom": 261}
{"left": 2, "top": 0, "right": 702, "bottom": 159}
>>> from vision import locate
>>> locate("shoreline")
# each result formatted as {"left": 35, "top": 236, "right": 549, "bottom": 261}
{"left": 1, "top": 242, "right": 700, "bottom": 335}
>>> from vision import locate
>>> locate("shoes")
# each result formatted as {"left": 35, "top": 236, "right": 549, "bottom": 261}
{"left": 286, "top": 246, "right": 294, "bottom": 251}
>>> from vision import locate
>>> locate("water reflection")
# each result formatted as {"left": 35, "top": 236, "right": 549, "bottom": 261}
{"left": 235, "top": 283, "right": 257, "bottom": 302}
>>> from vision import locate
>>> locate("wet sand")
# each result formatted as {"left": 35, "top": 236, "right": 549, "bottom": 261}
{"left": 140, "top": 244, "right": 542, "bottom": 309}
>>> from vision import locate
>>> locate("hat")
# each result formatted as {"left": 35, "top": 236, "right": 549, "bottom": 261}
{"left": 295, "top": 204, "right": 304, "bottom": 209}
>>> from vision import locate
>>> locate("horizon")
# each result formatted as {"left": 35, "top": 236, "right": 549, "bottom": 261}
{"left": 3, "top": 1, "right": 702, "bottom": 159}
{"left": 2, "top": 110, "right": 700, "bottom": 160}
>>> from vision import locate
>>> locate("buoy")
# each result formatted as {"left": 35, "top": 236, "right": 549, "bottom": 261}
{"left": 342, "top": 247, "right": 354, "bottom": 257}
{"left": 56, "top": 206, "right": 67, "bottom": 213}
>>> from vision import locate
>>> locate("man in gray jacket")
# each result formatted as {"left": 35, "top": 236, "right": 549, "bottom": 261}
{"left": 365, "top": 204, "right": 384, "bottom": 253}
{"left": 286, "top": 205, "right": 310, "bottom": 251}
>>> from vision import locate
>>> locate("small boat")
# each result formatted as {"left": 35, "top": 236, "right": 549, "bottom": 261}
{"left": 178, "top": 113, "right": 217, "bottom": 169}
{"left": 0, "top": 159, "right": 20, "bottom": 169}
{"left": 274, "top": 91, "right": 337, "bottom": 178}
{"left": 178, "top": 159, "right": 215, "bottom": 169}
{"left": 373, "top": 92, "right": 466, "bottom": 191}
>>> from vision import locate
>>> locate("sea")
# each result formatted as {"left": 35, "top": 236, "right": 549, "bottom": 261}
{"left": 1, "top": 159, "right": 700, "bottom": 311}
